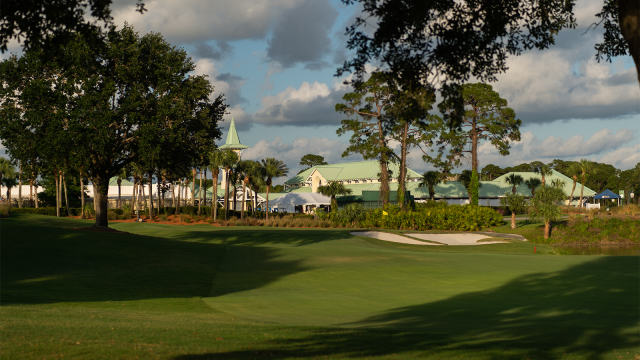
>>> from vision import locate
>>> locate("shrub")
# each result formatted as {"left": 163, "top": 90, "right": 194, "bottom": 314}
{"left": 360, "top": 204, "right": 502, "bottom": 231}
{"left": 107, "top": 210, "right": 118, "bottom": 220}
{"left": 123, "top": 210, "right": 131, "bottom": 219}
{"left": 183, "top": 216, "right": 192, "bottom": 223}
{"left": 159, "top": 214, "right": 168, "bottom": 222}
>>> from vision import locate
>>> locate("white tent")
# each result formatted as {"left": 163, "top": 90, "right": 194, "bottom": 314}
{"left": 269, "top": 193, "right": 331, "bottom": 213}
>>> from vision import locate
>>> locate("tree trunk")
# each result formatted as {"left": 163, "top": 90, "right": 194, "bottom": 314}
{"left": 132, "top": 177, "right": 138, "bottom": 215}
{"left": 265, "top": 179, "right": 271, "bottom": 221}
{"left": 80, "top": 178, "right": 85, "bottom": 218}
{"left": 471, "top": 126, "right": 479, "bottom": 173}
{"left": 213, "top": 169, "right": 219, "bottom": 222}
{"left": 241, "top": 178, "right": 247, "bottom": 221}
{"left": 511, "top": 212, "right": 516, "bottom": 229}
{"left": 569, "top": 176, "right": 577, "bottom": 207}
{"left": 30, "top": 179, "right": 33, "bottom": 205}
{"left": 398, "top": 122, "right": 408, "bottom": 210}
{"left": 18, "top": 162, "right": 22, "bottom": 208}
{"left": 233, "top": 184, "right": 237, "bottom": 211}
{"left": 117, "top": 178, "right": 122, "bottom": 209}
{"left": 541, "top": 174, "right": 546, "bottom": 187}
{"left": 63, "top": 173, "right": 70, "bottom": 217}
{"left": 55, "top": 171, "right": 60, "bottom": 217}
{"left": 198, "top": 168, "right": 203, "bottom": 216}
{"left": 192, "top": 169, "right": 196, "bottom": 206}
{"left": 92, "top": 175, "right": 110, "bottom": 228}
{"left": 203, "top": 169, "right": 207, "bottom": 217}
{"left": 174, "top": 181, "right": 180, "bottom": 214}
{"left": 184, "top": 179, "right": 188, "bottom": 207}
{"left": 544, "top": 220, "right": 551, "bottom": 239}
{"left": 141, "top": 181, "right": 147, "bottom": 215}
{"left": 579, "top": 173, "right": 585, "bottom": 209}
{"left": 157, "top": 177, "right": 161, "bottom": 213}
{"left": 34, "top": 179, "right": 38, "bottom": 208}
{"left": 224, "top": 170, "right": 231, "bottom": 220}
{"left": 512, "top": 185, "right": 516, "bottom": 195}
{"left": 148, "top": 171, "right": 154, "bottom": 220}
{"left": 377, "top": 117, "right": 390, "bottom": 207}
{"left": 617, "top": 0, "right": 640, "bottom": 86}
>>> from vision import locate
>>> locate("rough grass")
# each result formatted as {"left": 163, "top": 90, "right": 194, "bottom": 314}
{"left": 2, "top": 213, "right": 639, "bottom": 359}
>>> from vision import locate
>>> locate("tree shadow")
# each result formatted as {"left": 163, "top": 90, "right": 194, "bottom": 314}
{"left": 1, "top": 216, "right": 311, "bottom": 305}
{"left": 175, "top": 256, "right": 639, "bottom": 359}
{"left": 115, "top": 224, "right": 352, "bottom": 248}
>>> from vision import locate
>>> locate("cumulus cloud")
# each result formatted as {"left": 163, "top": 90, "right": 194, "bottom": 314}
{"left": 491, "top": 0, "right": 640, "bottom": 123}
{"left": 598, "top": 144, "right": 640, "bottom": 170}
{"left": 266, "top": 0, "right": 338, "bottom": 70}
{"left": 253, "top": 81, "right": 348, "bottom": 127}
{"left": 192, "top": 41, "right": 233, "bottom": 60}
{"left": 112, "top": 0, "right": 301, "bottom": 43}
{"left": 432, "top": 128, "right": 639, "bottom": 170}
{"left": 193, "top": 59, "right": 247, "bottom": 106}
{"left": 241, "top": 136, "right": 357, "bottom": 175}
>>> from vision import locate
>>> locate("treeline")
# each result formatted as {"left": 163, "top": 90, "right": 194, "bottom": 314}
{"left": 480, "top": 160, "right": 640, "bottom": 196}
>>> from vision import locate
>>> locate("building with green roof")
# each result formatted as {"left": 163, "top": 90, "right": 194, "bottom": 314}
{"left": 285, "top": 160, "right": 422, "bottom": 192}
{"left": 283, "top": 161, "right": 595, "bottom": 208}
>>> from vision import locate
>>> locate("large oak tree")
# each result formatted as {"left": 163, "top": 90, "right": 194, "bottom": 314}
{"left": 0, "top": 25, "right": 226, "bottom": 227}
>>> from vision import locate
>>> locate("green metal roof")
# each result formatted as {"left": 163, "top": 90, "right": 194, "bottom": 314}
{"left": 219, "top": 118, "right": 249, "bottom": 150}
{"left": 108, "top": 177, "right": 134, "bottom": 186}
{"left": 286, "top": 160, "right": 422, "bottom": 185}
{"left": 491, "top": 170, "right": 596, "bottom": 197}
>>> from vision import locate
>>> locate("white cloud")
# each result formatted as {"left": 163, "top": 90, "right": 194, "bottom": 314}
{"left": 113, "top": 0, "right": 301, "bottom": 43}
{"left": 241, "top": 136, "right": 355, "bottom": 176}
{"left": 420, "top": 128, "right": 639, "bottom": 171}
{"left": 597, "top": 144, "right": 640, "bottom": 169}
{"left": 193, "top": 59, "right": 247, "bottom": 106}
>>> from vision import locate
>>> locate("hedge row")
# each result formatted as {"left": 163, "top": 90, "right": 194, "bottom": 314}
{"left": 360, "top": 204, "right": 503, "bottom": 231}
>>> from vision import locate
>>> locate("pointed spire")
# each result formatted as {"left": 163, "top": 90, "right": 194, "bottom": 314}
{"left": 219, "top": 118, "right": 249, "bottom": 149}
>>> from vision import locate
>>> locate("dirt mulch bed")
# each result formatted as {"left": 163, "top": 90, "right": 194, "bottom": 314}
{"left": 69, "top": 215, "right": 222, "bottom": 226}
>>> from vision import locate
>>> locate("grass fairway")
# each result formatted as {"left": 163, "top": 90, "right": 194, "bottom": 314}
{"left": 2, "top": 213, "right": 638, "bottom": 359}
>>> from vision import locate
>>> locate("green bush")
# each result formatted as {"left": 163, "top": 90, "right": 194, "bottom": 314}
{"left": 107, "top": 210, "right": 118, "bottom": 220}
{"left": 11, "top": 207, "right": 58, "bottom": 216}
{"left": 360, "top": 204, "right": 502, "bottom": 231}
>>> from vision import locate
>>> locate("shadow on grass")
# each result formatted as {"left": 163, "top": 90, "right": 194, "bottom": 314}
{"left": 176, "top": 256, "right": 639, "bottom": 360}
{"left": 1, "top": 214, "right": 310, "bottom": 305}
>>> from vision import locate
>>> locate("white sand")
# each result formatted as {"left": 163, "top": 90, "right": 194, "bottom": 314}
{"left": 350, "top": 231, "right": 442, "bottom": 245}
{"left": 350, "top": 231, "right": 509, "bottom": 246}
{"left": 405, "top": 233, "right": 507, "bottom": 246}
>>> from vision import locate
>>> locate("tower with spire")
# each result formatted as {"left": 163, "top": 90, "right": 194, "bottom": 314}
{"left": 219, "top": 118, "right": 249, "bottom": 189}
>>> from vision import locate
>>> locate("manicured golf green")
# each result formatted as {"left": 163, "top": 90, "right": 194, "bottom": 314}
{"left": 2, "top": 213, "right": 638, "bottom": 359}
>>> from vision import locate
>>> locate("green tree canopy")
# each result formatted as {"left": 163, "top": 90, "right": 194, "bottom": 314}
{"left": 0, "top": 25, "right": 226, "bottom": 227}
{"left": 299, "top": 154, "right": 328, "bottom": 168}
{"left": 428, "top": 83, "right": 521, "bottom": 174}
{"left": 317, "top": 181, "right": 353, "bottom": 211}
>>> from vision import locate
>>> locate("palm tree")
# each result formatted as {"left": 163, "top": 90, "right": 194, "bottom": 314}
{"left": 247, "top": 164, "right": 266, "bottom": 218}
{"left": 505, "top": 173, "right": 524, "bottom": 194}
{"left": 116, "top": 167, "right": 128, "bottom": 209}
{"left": 223, "top": 151, "right": 240, "bottom": 220}
{"left": 208, "top": 150, "right": 222, "bottom": 222}
{"left": 500, "top": 192, "right": 526, "bottom": 229}
{"left": 317, "top": 181, "right": 353, "bottom": 211}
{"left": 577, "top": 159, "right": 593, "bottom": 209}
{"left": 2, "top": 176, "right": 17, "bottom": 207}
{"left": 240, "top": 160, "right": 261, "bottom": 220}
{"left": 533, "top": 164, "right": 553, "bottom": 187}
{"left": 524, "top": 178, "right": 541, "bottom": 197}
{"left": 529, "top": 186, "right": 565, "bottom": 239}
{"left": 261, "top": 158, "right": 289, "bottom": 220}
{"left": 0, "top": 158, "right": 14, "bottom": 187}
{"left": 419, "top": 171, "right": 441, "bottom": 200}
{"left": 567, "top": 163, "right": 581, "bottom": 207}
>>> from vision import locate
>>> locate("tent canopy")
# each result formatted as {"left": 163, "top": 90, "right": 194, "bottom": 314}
{"left": 593, "top": 189, "right": 620, "bottom": 199}
{"left": 269, "top": 192, "right": 331, "bottom": 206}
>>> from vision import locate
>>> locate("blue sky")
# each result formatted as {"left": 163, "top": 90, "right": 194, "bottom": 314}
{"left": 3, "top": 0, "right": 638, "bottom": 179}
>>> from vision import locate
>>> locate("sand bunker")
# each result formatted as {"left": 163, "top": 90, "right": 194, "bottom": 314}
{"left": 351, "top": 231, "right": 509, "bottom": 246}
{"left": 350, "top": 231, "right": 442, "bottom": 245}
{"left": 405, "top": 233, "right": 507, "bottom": 246}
